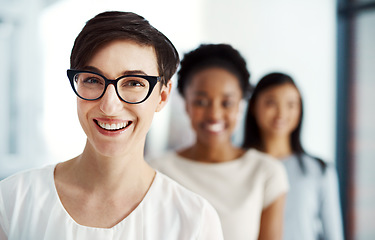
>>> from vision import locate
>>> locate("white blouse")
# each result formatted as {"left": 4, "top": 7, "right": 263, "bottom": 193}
{"left": 0, "top": 164, "right": 223, "bottom": 240}
{"left": 149, "top": 149, "right": 289, "bottom": 240}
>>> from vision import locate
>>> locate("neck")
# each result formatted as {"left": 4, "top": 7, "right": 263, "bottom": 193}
{"left": 64, "top": 140, "right": 155, "bottom": 195}
{"left": 262, "top": 134, "right": 293, "bottom": 159}
{"left": 180, "top": 141, "right": 245, "bottom": 163}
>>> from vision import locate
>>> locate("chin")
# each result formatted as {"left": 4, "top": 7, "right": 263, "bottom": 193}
{"left": 200, "top": 135, "right": 229, "bottom": 146}
{"left": 271, "top": 130, "right": 291, "bottom": 137}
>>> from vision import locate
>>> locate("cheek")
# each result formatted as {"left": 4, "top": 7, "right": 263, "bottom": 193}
{"left": 227, "top": 106, "right": 241, "bottom": 123}
{"left": 188, "top": 108, "right": 204, "bottom": 123}
{"left": 254, "top": 105, "right": 273, "bottom": 125}
{"left": 76, "top": 99, "right": 88, "bottom": 122}
{"left": 185, "top": 102, "right": 203, "bottom": 118}
{"left": 137, "top": 101, "right": 158, "bottom": 120}
{"left": 290, "top": 109, "right": 301, "bottom": 127}
{"left": 143, "top": 90, "right": 163, "bottom": 113}
{"left": 75, "top": 100, "right": 94, "bottom": 136}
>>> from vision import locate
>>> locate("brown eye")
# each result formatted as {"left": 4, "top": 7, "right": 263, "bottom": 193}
{"left": 222, "top": 100, "right": 234, "bottom": 108}
{"left": 120, "top": 77, "right": 148, "bottom": 88}
{"left": 265, "top": 99, "right": 276, "bottom": 107}
{"left": 83, "top": 77, "right": 102, "bottom": 85}
{"left": 122, "top": 80, "right": 144, "bottom": 87}
{"left": 193, "top": 99, "right": 209, "bottom": 107}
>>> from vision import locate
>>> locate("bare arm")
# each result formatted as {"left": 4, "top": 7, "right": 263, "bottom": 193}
{"left": 258, "top": 193, "right": 286, "bottom": 240}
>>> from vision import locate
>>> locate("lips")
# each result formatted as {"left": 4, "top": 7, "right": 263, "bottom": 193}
{"left": 272, "top": 119, "right": 287, "bottom": 128}
{"left": 94, "top": 119, "right": 132, "bottom": 131}
{"left": 204, "top": 122, "right": 225, "bottom": 133}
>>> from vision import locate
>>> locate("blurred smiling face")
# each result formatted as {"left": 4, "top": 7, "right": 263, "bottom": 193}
{"left": 76, "top": 39, "right": 169, "bottom": 157}
{"left": 184, "top": 67, "right": 243, "bottom": 146}
{"left": 254, "top": 83, "right": 301, "bottom": 138}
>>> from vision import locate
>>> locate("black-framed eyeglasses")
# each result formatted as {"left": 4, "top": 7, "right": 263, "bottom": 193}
{"left": 67, "top": 69, "right": 162, "bottom": 104}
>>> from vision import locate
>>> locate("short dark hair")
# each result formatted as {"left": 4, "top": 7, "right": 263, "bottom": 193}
{"left": 177, "top": 43, "right": 251, "bottom": 98}
{"left": 243, "top": 72, "right": 326, "bottom": 173}
{"left": 70, "top": 11, "right": 179, "bottom": 86}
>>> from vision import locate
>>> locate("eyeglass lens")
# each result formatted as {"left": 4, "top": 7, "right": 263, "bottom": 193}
{"left": 73, "top": 72, "right": 151, "bottom": 103}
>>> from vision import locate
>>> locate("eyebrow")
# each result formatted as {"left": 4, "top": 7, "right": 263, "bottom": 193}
{"left": 194, "top": 91, "right": 208, "bottom": 97}
{"left": 82, "top": 66, "right": 149, "bottom": 76}
{"left": 193, "top": 91, "right": 238, "bottom": 98}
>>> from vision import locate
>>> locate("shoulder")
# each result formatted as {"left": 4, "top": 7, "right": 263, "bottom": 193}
{"left": 0, "top": 164, "right": 56, "bottom": 234}
{"left": 244, "top": 148, "right": 279, "bottom": 163}
{"left": 153, "top": 171, "right": 216, "bottom": 211}
{"left": 301, "top": 154, "right": 330, "bottom": 176}
{"left": 0, "top": 164, "right": 54, "bottom": 193}
{"left": 0, "top": 165, "right": 55, "bottom": 209}
{"left": 244, "top": 148, "right": 286, "bottom": 175}
{"left": 242, "top": 149, "right": 289, "bottom": 206}
{"left": 146, "top": 171, "right": 223, "bottom": 239}
{"left": 151, "top": 171, "right": 221, "bottom": 223}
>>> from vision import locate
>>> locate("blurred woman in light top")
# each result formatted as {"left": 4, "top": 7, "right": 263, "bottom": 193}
{"left": 243, "top": 72, "right": 344, "bottom": 240}
{"left": 150, "top": 44, "right": 289, "bottom": 240}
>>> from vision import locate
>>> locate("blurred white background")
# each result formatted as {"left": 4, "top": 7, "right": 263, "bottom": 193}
{"left": 0, "top": 0, "right": 337, "bottom": 174}
{"left": 4, "top": 0, "right": 375, "bottom": 239}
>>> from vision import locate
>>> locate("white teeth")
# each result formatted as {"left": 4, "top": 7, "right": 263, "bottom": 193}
{"left": 206, "top": 123, "right": 224, "bottom": 132}
{"left": 98, "top": 121, "right": 128, "bottom": 130}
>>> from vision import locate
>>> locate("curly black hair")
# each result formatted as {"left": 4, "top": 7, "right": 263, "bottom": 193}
{"left": 177, "top": 44, "right": 251, "bottom": 98}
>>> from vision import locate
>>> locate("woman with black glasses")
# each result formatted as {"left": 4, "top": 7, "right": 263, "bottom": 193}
{"left": 0, "top": 11, "right": 223, "bottom": 240}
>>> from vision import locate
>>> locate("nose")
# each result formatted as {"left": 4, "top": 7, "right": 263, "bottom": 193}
{"left": 206, "top": 101, "right": 223, "bottom": 121}
{"left": 99, "top": 84, "right": 124, "bottom": 115}
{"left": 276, "top": 104, "right": 287, "bottom": 118}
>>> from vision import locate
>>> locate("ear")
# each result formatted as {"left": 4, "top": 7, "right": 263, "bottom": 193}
{"left": 155, "top": 80, "right": 172, "bottom": 112}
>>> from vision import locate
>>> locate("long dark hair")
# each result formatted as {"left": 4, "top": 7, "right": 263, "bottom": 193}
{"left": 243, "top": 72, "right": 326, "bottom": 173}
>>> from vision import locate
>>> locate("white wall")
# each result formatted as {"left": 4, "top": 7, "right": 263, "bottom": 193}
{"left": 0, "top": 0, "right": 48, "bottom": 178}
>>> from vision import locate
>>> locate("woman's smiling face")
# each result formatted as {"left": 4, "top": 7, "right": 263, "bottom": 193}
{"left": 184, "top": 67, "right": 243, "bottom": 147}
{"left": 76, "top": 39, "right": 170, "bottom": 157}
{"left": 253, "top": 83, "right": 301, "bottom": 139}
